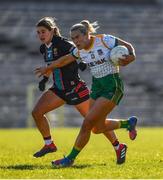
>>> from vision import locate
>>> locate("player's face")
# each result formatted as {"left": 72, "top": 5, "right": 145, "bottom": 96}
{"left": 37, "top": 26, "right": 53, "bottom": 45}
{"left": 71, "top": 30, "right": 88, "bottom": 50}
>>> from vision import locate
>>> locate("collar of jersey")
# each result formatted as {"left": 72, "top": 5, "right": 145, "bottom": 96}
{"left": 83, "top": 36, "right": 95, "bottom": 51}
{"left": 45, "top": 42, "right": 52, "bottom": 48}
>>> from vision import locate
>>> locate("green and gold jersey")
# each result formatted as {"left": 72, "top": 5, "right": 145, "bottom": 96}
{"left": 71, "top": 34, "right": 119, "bottom": 78}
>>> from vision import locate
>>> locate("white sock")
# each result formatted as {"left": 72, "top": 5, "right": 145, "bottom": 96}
{"left": 114, "top": 144, "right": 120, "bottom": 150}
{"left": 44, "top": 139, "right": 53, "bottom": 145}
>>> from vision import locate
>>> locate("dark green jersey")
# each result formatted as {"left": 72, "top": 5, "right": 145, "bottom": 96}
{"left": 40, "top": 36, "right": 80, "bottom": 90}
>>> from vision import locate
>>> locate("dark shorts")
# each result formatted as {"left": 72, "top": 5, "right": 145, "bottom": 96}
{"left": 49, "top": 81, "right": 89, "bottom": 105}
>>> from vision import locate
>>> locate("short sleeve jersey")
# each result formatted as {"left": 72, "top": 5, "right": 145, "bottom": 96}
{"left": 71, "top": 34, "right": 119, "bottom": 78}
{"left": 40, "top": 36, "right": 80, "bottom": 90}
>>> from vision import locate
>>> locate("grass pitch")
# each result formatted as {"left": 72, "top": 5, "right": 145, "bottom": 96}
{"left": 0, "top": 127, "right": 163, "bottom": 179}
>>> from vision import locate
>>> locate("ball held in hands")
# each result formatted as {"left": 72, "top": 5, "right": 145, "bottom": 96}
{"left": 110, "top": 45, "right": 129, "bottom": 66}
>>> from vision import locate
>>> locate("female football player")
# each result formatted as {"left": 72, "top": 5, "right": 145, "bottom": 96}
{"left": 32, "top": 17, "right": 128, "bottom": 164}
{"left": 35, "top": 19, "right": 138, "bottom": 167}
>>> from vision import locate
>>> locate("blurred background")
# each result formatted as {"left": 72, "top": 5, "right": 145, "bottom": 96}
{"left": 0, "top": 0, "right": 163, "bottom": 128}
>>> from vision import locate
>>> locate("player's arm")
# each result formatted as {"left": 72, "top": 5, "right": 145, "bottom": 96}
{"left": 116, "top": 38, "right": 136, "bottom": 66}
{"left": 38, "top": 70, "right": 52, "bottom": 91}
{"left": 62, "top": 39, "right": 87, "bottom": 71}
{"left": 78, "top": 61, "right": 87, "bottom": 71}
{"left": 38, "top": 44, "right": 53, "bottom": 91}
{"left": 35, "top": 54, "right": 76, "bottom": 77}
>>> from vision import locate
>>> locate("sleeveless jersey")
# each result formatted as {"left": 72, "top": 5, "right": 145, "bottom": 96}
{"left": 71, "top": 34, "right": 119, "bottom": 78}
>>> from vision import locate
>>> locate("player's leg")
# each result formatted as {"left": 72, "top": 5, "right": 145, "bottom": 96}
{"left": 75, "top": 98, "right": 126, "bottom": 164}
{"left": 52, "top": 97, "right": 119, "bottom": 167}
{"left": 74, "top": 99, "right": 90, "bottom": 117}
{"left": 92, "top": 116, "right": 137, "bottom": 141}
{"left": 75, "top": 98, "right": 119, "bottom": 138}
{"left": 32, "top": 89, "right": 65, "bottom": 157}
{"left": 74, "top": 97, "right": 116, "bottom": 149}
{"left": 92, "top": 118, "right": 128, "bottom": 164}
{"left": 93, "top": 116, "right": 138, "bottom": 164}
{"left": 103, "top": 130, "right": 127, "bottom": 164}
{"left": 91, "top": 73, "right": 137, "bottom": 140}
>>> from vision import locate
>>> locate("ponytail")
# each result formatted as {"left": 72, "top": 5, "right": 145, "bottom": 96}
{"left": 71, "top": 20, "right": 99, "bottom": 35}
{"left": 80, "top": 20, "right": 99, "bottom": 34}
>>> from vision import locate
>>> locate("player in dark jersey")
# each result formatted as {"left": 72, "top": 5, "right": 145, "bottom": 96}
{"left": 32, "top": 17, "right": 126, "bottom": 163}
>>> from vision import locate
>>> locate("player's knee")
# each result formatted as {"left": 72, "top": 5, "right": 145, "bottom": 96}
{"left": 81, "top": 118, "right": 94, "bottom": 132}
{"left": 31, "top": 108, "right": 43, "bottom": 119}
{"left": 31, "top": 109, "right": 37, "bottom": 119}
{"left": 92, "top": 127, "right": 102, "bottom": 134}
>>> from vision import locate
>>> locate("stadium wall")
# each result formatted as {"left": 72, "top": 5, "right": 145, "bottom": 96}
{"left": 1, "top": 0, "right": 157, "bottom": 3}
{"left": 0, "top": 1, "right": 163, "bottom": 127}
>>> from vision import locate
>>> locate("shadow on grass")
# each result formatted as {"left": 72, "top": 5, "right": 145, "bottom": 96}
{"left": 52, "top": 163, "right": 107, "bottom": 169}
{"left": 72, "top": 162, "right": 107, "bottom": 169}
{"left": 0, "top": 162, "right": 107, "bottom": 170}
{"left": 0, "top": 164, "right": 51, "bottom": 170}
{"left": 51, "top": 164, "right": 92, "bottom": 169}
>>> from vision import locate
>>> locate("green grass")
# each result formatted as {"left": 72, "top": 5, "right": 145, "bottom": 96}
{"left": 0, "top": 127, "right": 163, "bottom": 179}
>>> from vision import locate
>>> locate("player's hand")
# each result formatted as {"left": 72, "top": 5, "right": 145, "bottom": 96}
{"left": 38, "top": 76, "right": 49, "bottom": 91}
{"left": 78, "top": 62, "right": 87, "bottom": 71}
{"left": 34, "top": 67, "right": 48, "bottom": 77}
{"left": 118, "top": 54, "right": 135, "bottom": 66}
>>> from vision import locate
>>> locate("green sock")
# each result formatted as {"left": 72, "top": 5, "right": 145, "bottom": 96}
{"left": 120, "top": 120, "right": 130, "bottom": 129}
{"left": 67, "top": 147, "right": 81, "bottom": 160}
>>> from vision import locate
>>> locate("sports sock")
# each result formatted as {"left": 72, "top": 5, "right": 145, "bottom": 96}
{"left": 44, "top": 136, "right": 53, "bottom": 145}
{"left": 67, "top": 147, "right": 81, "bottom": 160}
{"left": 120, "top": 120, "right": 130, "bottom": 129}
{"left": 112, "top": 139, "right": 120, "bottom": 150}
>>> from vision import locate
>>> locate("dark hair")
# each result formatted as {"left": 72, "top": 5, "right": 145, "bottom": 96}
{"left": 36, "top": 17, "right": 61, "bottom": 36}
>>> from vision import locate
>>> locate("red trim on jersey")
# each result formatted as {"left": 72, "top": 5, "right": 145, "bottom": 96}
{"left": 78, "top": 89, "right": 89, "bottom": 98}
